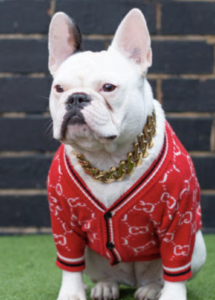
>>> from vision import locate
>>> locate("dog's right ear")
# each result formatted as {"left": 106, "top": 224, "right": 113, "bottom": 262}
{"left": 48, "top": 12, "right": 83, "bottom": 76}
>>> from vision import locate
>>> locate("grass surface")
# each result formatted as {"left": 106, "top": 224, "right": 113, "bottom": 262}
{"left": 0, "top": 234, "right": 214, "bottom": 300}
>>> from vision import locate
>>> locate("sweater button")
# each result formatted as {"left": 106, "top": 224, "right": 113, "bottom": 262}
{"left": 104, "top": 212, "right": 112, "bottom": 219}
{"left": 106, "top": 242, "right": 115, "bottom": 249}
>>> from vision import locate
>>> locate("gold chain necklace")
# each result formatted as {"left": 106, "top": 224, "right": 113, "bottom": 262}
{"left": 74, "top": 110, "right": 156, "bottom": 183}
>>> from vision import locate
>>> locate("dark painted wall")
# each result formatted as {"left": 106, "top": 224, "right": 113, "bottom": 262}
{"left": 0, "top": 0, "right": 214, "bottom": 234}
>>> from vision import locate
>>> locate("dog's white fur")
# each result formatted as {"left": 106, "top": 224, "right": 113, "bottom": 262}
{"left": 48, "top": 9, "right": 206, "bottom": 300}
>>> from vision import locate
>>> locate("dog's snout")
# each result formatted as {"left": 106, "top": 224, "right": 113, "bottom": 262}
{"left": 66, "top": 93, "right": 91, "bottom": 110}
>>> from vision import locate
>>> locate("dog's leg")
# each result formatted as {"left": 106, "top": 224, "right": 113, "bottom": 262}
{"left": 134, "top": 259, "right": 163, "bottom": 300}
{"left": 158, "top": 230, "right": 206, "bottom": 300}
{"left": 158, "top": 281, "right": 187, "bottom": 300}
{"left": 57, "top": 271, "right": 86, "bottom": 300}
{"left": 191, "top": 230, "right": 206, "bottom": 276}
{"left": 84, "top": 247, "right": 120, "bottom": 300}
{"left": 85, "top": 247, "right": 138, "bottom": 300}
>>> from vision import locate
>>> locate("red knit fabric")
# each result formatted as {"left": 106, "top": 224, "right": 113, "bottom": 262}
{"left": 47, "top": 122, "right": 202, "bottom": 282}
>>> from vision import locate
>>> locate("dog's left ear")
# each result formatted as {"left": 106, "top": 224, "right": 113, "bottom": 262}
{"left": 48, "top": 12, "right": 83, "bottom": 76}
{"left": 111, "top": 9, "right": 152, "bottom": 72}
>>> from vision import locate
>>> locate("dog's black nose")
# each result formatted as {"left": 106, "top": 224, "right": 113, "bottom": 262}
{"left": 66, "top": 93, "right": 91, "bottom": 110}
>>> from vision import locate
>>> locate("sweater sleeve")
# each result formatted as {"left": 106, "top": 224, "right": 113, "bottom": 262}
{"left": 47, "top": 176, "right": 87, "bottom": 272}
{"left": 157, "top": 187, "right": 200, "bottom": 282}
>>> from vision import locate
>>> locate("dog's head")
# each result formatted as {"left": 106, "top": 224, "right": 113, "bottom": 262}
{"left": 48, "top": 9, "right": 153, "bottom": 153}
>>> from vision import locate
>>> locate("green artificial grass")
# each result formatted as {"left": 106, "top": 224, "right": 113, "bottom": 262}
{"left": 0, "top": 234, "right": 214, "bottom": 300}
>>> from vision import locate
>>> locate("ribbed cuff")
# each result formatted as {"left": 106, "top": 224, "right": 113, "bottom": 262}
{"left": 56, "top": 257, "right": 85, "bottom": 272}
{"left": 163, "top": 267, "right": 192, "bottom": 282}
{"left": 163, "top": 261, "right": 192, "bottom": 282}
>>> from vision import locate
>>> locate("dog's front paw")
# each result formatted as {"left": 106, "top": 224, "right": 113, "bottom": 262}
{"left": 91, "top": 281, "right": 119, "bottom": 300}
{"left": 158, "top": 295, "right": 185, "bottom": 300}
{"left": 158, "top": 294, "right": 186, "bottom": 300}
{"left": 57, "top": 288, "right": 86, "bottom": 300}
{"left": 158, "top": 281, "right": 186, "bottom": 300}
{"left": 134, "top": 283, "right": 161, "bottom": 300}
{"left": 57, "top": 293, "right": 86, "bottom": 300}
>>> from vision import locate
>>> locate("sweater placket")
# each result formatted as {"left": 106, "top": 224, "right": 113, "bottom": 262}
{"left": 103, "top": 211, "right": 121, "bottom": 265}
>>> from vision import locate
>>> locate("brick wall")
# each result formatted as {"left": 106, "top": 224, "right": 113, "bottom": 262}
{"left": 0, "top": 0, "right": 214, "bottom": 234}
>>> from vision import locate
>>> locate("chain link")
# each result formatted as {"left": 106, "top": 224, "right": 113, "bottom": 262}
{"left": 75, "top": 110, "right": 156, "bottom": 183}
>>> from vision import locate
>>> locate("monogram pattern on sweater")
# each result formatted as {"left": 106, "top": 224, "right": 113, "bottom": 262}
{"left": 47, "top": 122, "right": 202, "bottom": 282}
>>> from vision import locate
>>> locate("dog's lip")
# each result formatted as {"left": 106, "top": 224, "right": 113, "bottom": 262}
{"left": 69, "top": 115, "right": 82, "bottom": 122}
{"left": 60, "top": 112, "right": 118, "bottom": 142}
{"left": 96, "top": 134, "right": 118, "bottom": 141}
{"left": 105, "top": 135, "right": 117, "bottom": 140}
{"left": 98, "top": 135, "right": 117, "bottom": 140}
{"left": 60, "top": 111, "right": 86, "bottom": 139}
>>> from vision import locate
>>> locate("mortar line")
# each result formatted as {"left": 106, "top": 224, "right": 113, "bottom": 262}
{"left": 151, "top": 35, "right": 215, "bottom": 44}
{"left": 210, "top": 119, "right": 215, "bottom": 151}
{"left": 0, "top": 112, "right": 27, "bottom": 118}
{"left": 174, "top": 0, "right": 215, "bottom": 2}
{"left": 0, "top": 34, "right": 47, "bottom": 39}
{"left": 0, "top": 112, "right": 51, "bottom": 118}
{"left": 0, "top": 227, "right": 52, "bottom": 234}
{"left": 201, "top": 190, "right": 215, "bottom": 195}
{"left": 166, "top": 112, "right": 215, "bottom": 117}
{"left": 213, "top": 45, "right": 215, "bottom": 74}
{"left": 1, "top": 73, "right": 215, "bottom": 80}
{"left": 48, "top": 0, "right": 56, "bottom": 17}
{"left": 0, "top": 189, "right": 47, "bottom": 196}
{"left": 0, "top": 73, "right": 47, "bottom": 78}
{"left": 0, "top": 151, "right": 56, "bottom": 157}
{"left": 147, "top": 74, "right": 215, "bottom": 79}
{"left": 1, "top": 33, "right": 215, "bottom": 42}
{"left": 189, "top": 152, "right": 215, "bottom": 157}
{"left": 156, "top": 78, "right": 163, "bottom": 104}
{"left": 156, "top": 2, "right": 162, "bottom": 33}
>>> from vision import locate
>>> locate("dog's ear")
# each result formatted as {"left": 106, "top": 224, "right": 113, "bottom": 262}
{"left": 48, "top": 12, "right": 83, "bottom": 75}
{"left": 111, "top": 9, "right": 152, "bottom": 72}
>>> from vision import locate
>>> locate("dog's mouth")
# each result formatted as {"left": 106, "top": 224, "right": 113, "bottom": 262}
{"left": 60, "top": 110, "right": 86, "bottom": 139}
{"left": 60, "top": 111, "right": 118, "bottom": 142}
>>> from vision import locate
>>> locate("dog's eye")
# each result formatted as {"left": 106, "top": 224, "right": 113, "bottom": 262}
{"left": 102, "top": 84, "right": 116, "bottom": 92}
{"left": 55, "top": 85, "right": 64, "bottom": 93}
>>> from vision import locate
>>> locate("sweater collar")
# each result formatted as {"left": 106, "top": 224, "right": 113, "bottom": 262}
{"left": 63, "top": 122, "right": 171, "bottom": 213}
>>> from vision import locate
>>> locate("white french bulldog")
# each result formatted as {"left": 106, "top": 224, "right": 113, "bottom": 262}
{"left": 47, "top": 9, "right": 206, "bottom": 300}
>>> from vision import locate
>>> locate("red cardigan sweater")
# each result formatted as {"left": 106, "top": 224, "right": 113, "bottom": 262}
{"left": 47, "top": 122, "right": 202, "bottom": 282}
